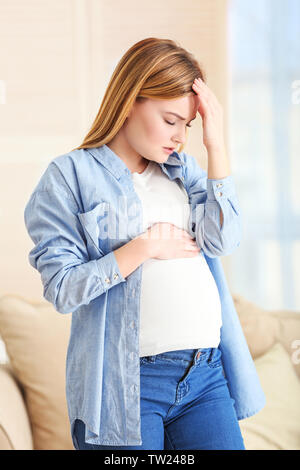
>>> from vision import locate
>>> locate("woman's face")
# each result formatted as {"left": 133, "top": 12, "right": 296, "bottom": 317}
{"left": 123, "top": 94, "right": 198, "bottom": 163}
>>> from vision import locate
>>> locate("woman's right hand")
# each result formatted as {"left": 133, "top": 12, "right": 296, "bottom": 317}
{"left": 139, "top": 222, "right": 201, "bottom": 260}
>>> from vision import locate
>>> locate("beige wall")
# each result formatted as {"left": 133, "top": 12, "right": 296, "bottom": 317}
{"left": 0, "top": 0, "right": 230, "bottom": 301}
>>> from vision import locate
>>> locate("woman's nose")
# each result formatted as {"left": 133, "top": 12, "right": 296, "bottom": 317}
{"left": 174, "top": 127, "right": 186, "bottom": 146}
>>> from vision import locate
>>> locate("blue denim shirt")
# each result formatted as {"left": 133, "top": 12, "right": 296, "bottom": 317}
{"left": 24, "top": 144, "right": 266, "bottom": 447}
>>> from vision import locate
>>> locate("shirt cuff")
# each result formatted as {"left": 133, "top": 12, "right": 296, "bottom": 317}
{"left": 206, "top": 174, "right": 236, "bottom": 202}
{"left": 96, "top": 250, "right": 126, "bottom": 291}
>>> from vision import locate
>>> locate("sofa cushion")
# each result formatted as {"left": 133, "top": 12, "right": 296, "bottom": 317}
{"left": 0, "top": 295, "right": 73, "bottom": 450}
{"left": 233, "top": 293, "right": 300, "bottom": 378}
{"left": 0, "top": 363, "right": 33, "bottom": 450}
{"left": 233, "top": 294, "right": 279, "bottom": 357}
{"left": 239, "top": 342, "right": 300, "bottom": 450}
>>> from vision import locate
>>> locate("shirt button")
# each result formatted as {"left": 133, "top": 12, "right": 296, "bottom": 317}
{"left": 216, "top": 183, "right": 223, "bottom": 188}
{"left": 113, "top": 273, "right": 119, "bottom": 280}
{"left": 129, "top": 351, "right": 135, "bottom": 360}
{"left": 130, "top": 321, "right": 135, "bottom": 329}
{"left": 217, "top": 191, "right": 223, "bottom": 197}
{"left": 104, "top": 277, "right": 111, "bottom": 284}
{"left": 131, "top": 384, "right": 138, "bottom": 394}
{"left": 132, "top": 288, "right": 136, "bottom": 297}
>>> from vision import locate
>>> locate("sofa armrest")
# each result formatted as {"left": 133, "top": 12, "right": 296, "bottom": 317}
{"left": 0, "top": 363, "right": 33, "bottom": 450}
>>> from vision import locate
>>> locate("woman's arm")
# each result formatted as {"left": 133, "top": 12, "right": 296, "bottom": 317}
{"left": 24, "top": 187, "right": 129, "bottom": 314}
{"left": 113, "top": 236, "right": 152, "bottom": 279}
{"left": 183, "top": 152, "right": 242, "bottom": 258}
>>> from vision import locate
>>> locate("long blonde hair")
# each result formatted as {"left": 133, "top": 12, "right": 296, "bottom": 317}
{"left": 73, "top": 37, "right": 206, "bottom": 154}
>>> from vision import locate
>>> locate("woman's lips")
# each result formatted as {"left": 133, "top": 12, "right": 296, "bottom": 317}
{"left": 163, "top": 147, "right": 174, "bottom": 154}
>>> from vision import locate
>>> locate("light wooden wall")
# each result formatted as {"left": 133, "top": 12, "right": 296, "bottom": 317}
{"left": 0, "top": 0, "right": 229, "bottom": 301}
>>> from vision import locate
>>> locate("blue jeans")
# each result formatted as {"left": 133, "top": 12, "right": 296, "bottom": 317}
{"left": 74, "top": 347, "right": 246, "bottom": 450}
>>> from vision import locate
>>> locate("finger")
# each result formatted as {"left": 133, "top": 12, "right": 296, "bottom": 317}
{"left": 196, "top": 97, "right": 208, "bottom": 117}
{"left": 195, "top": 78, "right": 211, "bottom": 95}
{"left": 195, "top": 90, "right": 210, "bottom": 109}
{"left": 192, "top": 84, "right": 208, "bottom": 103}
{"left": 184, "top": 238, "right": 198, "bottom": 246}
{"left": 194, "top": 79, "right": 220, "bottom": 107}
{"left": 182, "top": 230, "right": 194, "bottom": 237}
{"left": 193, "top": 80, "right": 208, "bottom": 96}
{"left": 185, "top": 245, "right": 200, "bottom": 252}
{"left": 180, "top": 230, "right": 195, "bottom": 240}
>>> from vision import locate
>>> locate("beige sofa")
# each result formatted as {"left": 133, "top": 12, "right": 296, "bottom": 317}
{"left": 0, "top": 293, "right": 299, "bottom": 450}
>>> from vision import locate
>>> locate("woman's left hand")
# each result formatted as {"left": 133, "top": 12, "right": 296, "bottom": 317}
{"left": 192, "top": 77, "right": 225, "bottom": 152}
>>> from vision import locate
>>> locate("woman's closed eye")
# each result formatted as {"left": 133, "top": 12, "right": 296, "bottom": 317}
{"left": 165, "top": 120, "right": 192, "bottom": 128}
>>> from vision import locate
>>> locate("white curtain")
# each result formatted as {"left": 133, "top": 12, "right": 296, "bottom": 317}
{"left": 228, "top": 0, "right": 300, "bottom": 310}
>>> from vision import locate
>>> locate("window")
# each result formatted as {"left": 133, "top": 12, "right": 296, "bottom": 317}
{"left": 228, "top": 0, "right": 300, "bottom": 310}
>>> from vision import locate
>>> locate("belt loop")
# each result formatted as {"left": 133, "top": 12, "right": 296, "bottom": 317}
{"left": 208, "top": 348, "right": 215, "bottom": 363}
{"left": 195, "top": 348, "right": 202, "bottom": 363}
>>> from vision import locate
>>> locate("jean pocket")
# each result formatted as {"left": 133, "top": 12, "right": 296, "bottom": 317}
{"left": 207, "top": 347, "right": 223, "bottom": 368}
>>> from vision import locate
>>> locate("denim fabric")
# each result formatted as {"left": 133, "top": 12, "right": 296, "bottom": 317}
{"left": 24, "top": 144, "right": 266, "bottom": 447}
{"left": 73, "top": 347, "right": 245, "bottom": 450}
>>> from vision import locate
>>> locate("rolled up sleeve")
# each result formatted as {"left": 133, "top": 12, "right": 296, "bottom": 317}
{"left": 24, "top": 186, "right": 126, "bottom": 314}
{"left": 183, "top": 153, "right": 242, "bottom": 258}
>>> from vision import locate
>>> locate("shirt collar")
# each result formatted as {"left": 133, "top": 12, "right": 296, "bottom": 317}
{"left": 86, "top": 144, "right": 186, "bottom": 180}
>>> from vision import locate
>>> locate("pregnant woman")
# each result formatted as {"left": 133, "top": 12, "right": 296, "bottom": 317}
{"left": 24, "top": 37, "right": 265, "bottom": 450}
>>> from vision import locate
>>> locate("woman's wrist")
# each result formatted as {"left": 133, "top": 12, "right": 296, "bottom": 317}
{"left": 134, "top": 233, "right": 155, "bottom": 259}
{"left": 113, "top": 235, "right": 152, "bottom": 280}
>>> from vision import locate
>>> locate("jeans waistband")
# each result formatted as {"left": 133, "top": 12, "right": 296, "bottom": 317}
{"left": 142, "top": 347, "right": 216, "bottom": 366}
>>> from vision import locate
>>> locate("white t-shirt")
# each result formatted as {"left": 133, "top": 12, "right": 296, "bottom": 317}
{"left": 131, "top": 159, "right": 222, "bottom": 357}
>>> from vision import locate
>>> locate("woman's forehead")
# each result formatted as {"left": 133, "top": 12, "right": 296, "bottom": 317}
{"left": 154, "top": 95, "right": 198, "bottom": 121}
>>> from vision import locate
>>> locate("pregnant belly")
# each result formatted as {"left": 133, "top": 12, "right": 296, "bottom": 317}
{"left": 139, "top": 253, "right": 222, "bottom": 334}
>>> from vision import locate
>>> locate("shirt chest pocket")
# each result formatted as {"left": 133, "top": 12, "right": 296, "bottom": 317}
{"left": 77, "top": 202, "right": 112, "bottom": 258}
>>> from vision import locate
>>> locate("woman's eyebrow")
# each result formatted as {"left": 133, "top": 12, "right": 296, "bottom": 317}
{"left": 164, "top": 111, "right": 196, "bottom": 123}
